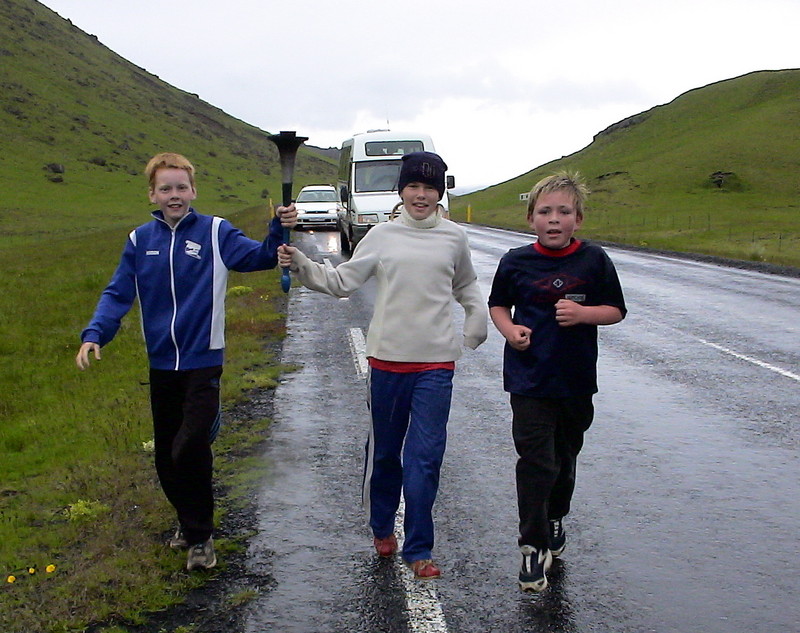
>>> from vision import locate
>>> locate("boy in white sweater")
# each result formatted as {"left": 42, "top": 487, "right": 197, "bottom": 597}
{"left": 278, "top": 151, "right": 487, "bottom": 578}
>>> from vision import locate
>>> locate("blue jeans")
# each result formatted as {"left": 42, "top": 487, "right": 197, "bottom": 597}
{"left": 364, "top": 367, "right": 454, "bottom": 562}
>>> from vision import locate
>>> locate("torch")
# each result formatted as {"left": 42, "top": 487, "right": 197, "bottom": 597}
{"left": 268, "top": 130, "right": 308, "bottom": 293}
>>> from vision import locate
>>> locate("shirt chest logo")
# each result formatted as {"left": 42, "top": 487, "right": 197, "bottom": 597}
{"left": 184, "top": 240, "right": 202, "bottom": 260}
{"left": 531, "top": 273, "right": 585, "bottom": 300}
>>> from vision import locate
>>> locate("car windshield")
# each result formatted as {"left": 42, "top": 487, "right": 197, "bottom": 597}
{"left": 297, "top": 190, "right": 338, "bottom": 202}
{"left": 354, "top": 160, "right": 401, "bottom": 193}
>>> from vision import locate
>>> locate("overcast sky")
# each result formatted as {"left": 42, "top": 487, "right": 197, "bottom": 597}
{"left": 39, "top": 0, "right": 799, "bottom": 192}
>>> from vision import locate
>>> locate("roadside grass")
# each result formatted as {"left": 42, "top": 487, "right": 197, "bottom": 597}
{"left": 0, "top": 3, "right": 328, "bottom": 628}
{"left": 453, "top": 180, "right": 800, "bottom": 269}
{"left": 0, "top": 206, "right": 292, "bottom": 632}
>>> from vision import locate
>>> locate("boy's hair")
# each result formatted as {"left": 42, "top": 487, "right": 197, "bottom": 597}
{"left": 145, "top": 153, "right": 196, "bottom": 189}
{"left": 526, "top": 171, "right": 589, "bottom": 220}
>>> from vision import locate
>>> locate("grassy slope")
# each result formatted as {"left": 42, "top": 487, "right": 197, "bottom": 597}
{"left": 0, "top": 1, "right": 336, "bottom": 630}
{"left": 0, "top": 2, "right": 336, "bottom": 247}
{"left": 453, "top": 69, "right": 800, "bottom": 268}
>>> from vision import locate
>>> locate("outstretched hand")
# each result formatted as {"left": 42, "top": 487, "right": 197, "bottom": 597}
{"left": 76, "top": 342, "right": 101, "bottom": 370}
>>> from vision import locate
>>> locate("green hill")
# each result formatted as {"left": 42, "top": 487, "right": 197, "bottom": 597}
{"left": 0, "top": 0, "right": 337, "bottom": 250}
{"left": 453, "top": 69, "right": 800, "bottom": 269}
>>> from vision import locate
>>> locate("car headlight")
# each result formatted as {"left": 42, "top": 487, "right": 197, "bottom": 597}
{"left": 357, "top": 213, "right": 379, "bottom": 224}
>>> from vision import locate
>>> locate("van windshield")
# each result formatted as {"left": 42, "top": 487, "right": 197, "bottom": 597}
{"left": 354, "top": 160, "right": 401, "bottom": 193}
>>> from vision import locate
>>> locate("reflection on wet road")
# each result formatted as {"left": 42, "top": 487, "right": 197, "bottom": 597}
{"left": 243, "top": 226, "right": 800, "bottom": 632}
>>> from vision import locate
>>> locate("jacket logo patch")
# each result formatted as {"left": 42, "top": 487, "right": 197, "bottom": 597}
{"left": 146, "top": 250, "right": 160, "bottom": 256}
{"left": 185, "top": 240, "right": 202, "bottom": 260}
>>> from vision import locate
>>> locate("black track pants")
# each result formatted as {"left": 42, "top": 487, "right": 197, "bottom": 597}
{"left": 511, "top": 393, "right": 594, "bottom": 549}
{"left": 149, "top": 366, "right": 222, "bottom": 545}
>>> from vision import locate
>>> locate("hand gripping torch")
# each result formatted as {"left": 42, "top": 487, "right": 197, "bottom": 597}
{"left": 267, "top": 130, "right": 308, "bottom": 293}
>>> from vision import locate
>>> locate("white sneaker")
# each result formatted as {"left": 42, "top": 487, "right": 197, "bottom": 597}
{"left": 186, "top": 538, "right": 217, "bottom": 571}
{"left": 518, "top": 545, "right": 552, "bottom": 592}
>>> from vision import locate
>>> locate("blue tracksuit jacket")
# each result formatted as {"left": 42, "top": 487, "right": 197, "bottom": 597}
{"left": 81, "top": 208, "right": 284, "bottom": 370}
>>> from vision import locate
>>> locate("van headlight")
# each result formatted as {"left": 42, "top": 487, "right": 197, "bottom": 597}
{"left": 357, "top": 213, "right": 379, "bottom": 224}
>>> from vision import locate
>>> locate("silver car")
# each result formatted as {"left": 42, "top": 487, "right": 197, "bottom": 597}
{"left": 294, "top": 185, "right": 341, "bottom": 229}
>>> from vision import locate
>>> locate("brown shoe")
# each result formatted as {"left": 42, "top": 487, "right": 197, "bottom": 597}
{"left": 406, "top": 559, "right": 441, "bottom": 579}
{"left": 373, "top": 533, "right": 398, "bottom": 557}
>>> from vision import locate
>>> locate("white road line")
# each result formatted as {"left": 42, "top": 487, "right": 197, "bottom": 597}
{"left": 697, "top": 338, "right": 800, "bottom": 382}
{"left": 394, "top": 498, "right": 449, "bottom": 633}
{"left": 347, "top": 327, "right": 368, "bottom": 380}
{"left": 348, "top": 326, "right": 450, "bottom": 632}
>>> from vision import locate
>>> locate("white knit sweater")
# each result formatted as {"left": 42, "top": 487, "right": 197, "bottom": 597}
{"left": 290, "top": 208, "right": 488, "bottom": 362}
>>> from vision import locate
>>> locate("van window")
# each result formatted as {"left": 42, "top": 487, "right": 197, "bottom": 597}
{"left": 354, "top": 160, "right": 402, "bottom": 193}
{"left": 365, "top": 140, "right": 424, "bottom": 156}
{"left": 338, "top": 145, "right": 352, "bottom": 183}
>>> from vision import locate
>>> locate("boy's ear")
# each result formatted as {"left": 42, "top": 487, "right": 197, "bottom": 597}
{"left": 148, "top": 188, "right": 156, "bottom": 204}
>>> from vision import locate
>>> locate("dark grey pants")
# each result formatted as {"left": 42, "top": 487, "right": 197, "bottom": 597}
{"left": 511, "top": 393, "right": 594, "bottom": 549}
{"left": 150, "top": 366, "right": 222, "bottom": 545}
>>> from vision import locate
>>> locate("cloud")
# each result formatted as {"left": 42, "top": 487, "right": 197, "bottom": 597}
{"left": 39, "top": 0, "right": 800, "bottom": 189}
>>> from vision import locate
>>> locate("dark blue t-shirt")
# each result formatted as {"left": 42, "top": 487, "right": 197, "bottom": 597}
{"left": 488, "top": 239, "right": 626, "bottom": 397}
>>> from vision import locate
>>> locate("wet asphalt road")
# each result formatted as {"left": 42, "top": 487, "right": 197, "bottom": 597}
{"left": 242, "top": 226, "right": 799, "bottom": 633}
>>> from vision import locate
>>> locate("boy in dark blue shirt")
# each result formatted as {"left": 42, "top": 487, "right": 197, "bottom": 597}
{"left": 488, "top": 172, "right": 626, "bottom": 592}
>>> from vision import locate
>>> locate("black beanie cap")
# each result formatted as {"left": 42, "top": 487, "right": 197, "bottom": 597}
{"left": 397, "top": 151, "right": 448, "bottom": 199}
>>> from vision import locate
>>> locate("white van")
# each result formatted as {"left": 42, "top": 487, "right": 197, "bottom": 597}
{"left": 336, "top": 130, "right": 454, "bottom": 253}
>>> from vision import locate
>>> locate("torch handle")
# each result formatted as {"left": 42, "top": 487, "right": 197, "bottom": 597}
{"left": 268, "top": 130, "right": 307, "bottom": 294}
{"left": 280, "top": 182, "right": 293, "bottom": 293}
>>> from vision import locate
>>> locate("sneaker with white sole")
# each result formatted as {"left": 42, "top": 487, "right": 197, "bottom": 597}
{"left": 186, "top": 538, "right": 217, "bottom": 571}
{"left": 549, "top": 518, "right": 566, "bottom": 557}
{"left": 519, "top": 545, "right": 552, "bottom": 592}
